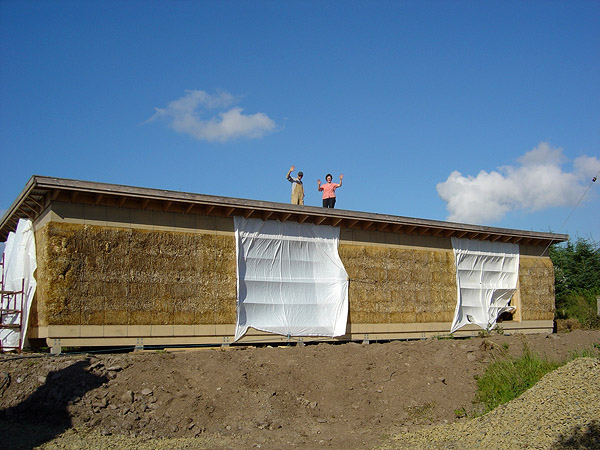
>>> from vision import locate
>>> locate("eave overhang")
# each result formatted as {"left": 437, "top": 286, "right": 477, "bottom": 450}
{"left": 0, "top": 176, "right": 569, "bottom": 247}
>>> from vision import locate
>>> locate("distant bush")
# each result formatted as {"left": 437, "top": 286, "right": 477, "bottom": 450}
{"left": 550, "top": 237, "right": 600, "bottom": 329}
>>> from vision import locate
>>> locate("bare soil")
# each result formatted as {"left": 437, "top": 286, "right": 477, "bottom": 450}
{"left": 1, "top": 329, "right": 599, "bottom": 450}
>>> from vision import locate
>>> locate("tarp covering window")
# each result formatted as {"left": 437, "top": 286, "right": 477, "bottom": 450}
{"left": 234, "top": 217, "right": 348, "bottom": 342}
{"left": 450, "top": 237, "right": 519, "bottom": 333}
{"left": 1, "top": 219, "right": 37, "bottom": 350}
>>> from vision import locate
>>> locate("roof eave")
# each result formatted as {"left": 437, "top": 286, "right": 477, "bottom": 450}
{"left": 0, "top": 176, "right": 570, "bottom": 246}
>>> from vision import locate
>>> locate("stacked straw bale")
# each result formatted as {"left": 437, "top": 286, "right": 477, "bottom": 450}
{"left": 31, "top": 219, "right": 556, "bottom": 330}
{"left": 34, "top": 222, "right": 237, "bottom": 327}
{"left": 339, "top": 244, "right": 457, "bottom": 324}
{"left": 518, "top": 257, "right": 555, "bottom": 321}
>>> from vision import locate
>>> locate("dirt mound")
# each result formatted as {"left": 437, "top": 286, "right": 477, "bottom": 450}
{"left": 1, "top": 330, "right": 599, "bottom": 450}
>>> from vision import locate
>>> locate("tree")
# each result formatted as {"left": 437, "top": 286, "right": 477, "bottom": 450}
{"left": 550, "top": 237, "right": 600, "bottom": 327}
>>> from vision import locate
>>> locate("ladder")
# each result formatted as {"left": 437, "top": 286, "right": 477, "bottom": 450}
{"left": 0, "top": 253, "right": 25, "bottom": 353}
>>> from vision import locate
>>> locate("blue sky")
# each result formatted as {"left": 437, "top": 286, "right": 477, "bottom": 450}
{"left": 1, "top": 0, "right": 599, "bottom": 243}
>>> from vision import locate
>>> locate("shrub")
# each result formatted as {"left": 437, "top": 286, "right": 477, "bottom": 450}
{"left": 474, "top": 345, "right": 560, "bottom": 414}
{"left": 550, "top": 237, "right": 600, "bottom": 329}
{"left": 474, "top": 343, "right": 600, "bottom": 415}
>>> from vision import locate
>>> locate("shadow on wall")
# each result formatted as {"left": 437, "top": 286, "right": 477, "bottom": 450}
{"left": 0, "top": 358, "right": 107, "bottom": 450}
{"left": 552, "top": 420, "right": 600, "bottom": 450}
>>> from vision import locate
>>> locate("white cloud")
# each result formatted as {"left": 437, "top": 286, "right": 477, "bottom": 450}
{"left": 145, "top": 90, "right": 276, "bottom": 142}
{"left": 436, "top": 142, "right": 600, "bottom": 224}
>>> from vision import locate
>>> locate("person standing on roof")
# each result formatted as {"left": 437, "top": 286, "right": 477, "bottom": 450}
{"left": 286, "top": 165, "right": 305, "bottom": 205}
{"left": 318, "top": 173, "right": 343, "bottom": 208}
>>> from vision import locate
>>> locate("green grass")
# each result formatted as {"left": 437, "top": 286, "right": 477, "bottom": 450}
{"left": 474, "top": 344, "right": 600, "bottom": 415}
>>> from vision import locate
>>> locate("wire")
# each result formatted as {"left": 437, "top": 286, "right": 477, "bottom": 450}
{"left": 556, "top": 169, "right": 599, "bottom": 235}
{"left": 542, "top": 170, "right": 600, "bottom": 256}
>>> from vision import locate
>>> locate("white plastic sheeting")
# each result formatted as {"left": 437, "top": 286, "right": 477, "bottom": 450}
{"left": 1, "top": 219, "right": 37, "bottom": 350}
{"left": 450, "top": 237, "right": 519, "bottom": 334}
{"left": 234, "top": 217, "right": 348, "bottom": 341}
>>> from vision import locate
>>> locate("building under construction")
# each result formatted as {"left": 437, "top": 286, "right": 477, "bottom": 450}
{"left": 0, "top": 176, "right": 568, "bottom": 353}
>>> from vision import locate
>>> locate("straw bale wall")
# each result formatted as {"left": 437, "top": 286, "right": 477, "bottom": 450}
{"left": 31, "top": 214, "right": 556, "bottom": 332}
{"left": 33, "top": 222, "right": 237, "bottom": 327}
{"left": 339, "top": 244, "right": 457, "bottom": 324}
{"left": 518, "top": 256, "right": 555, "bottom": 321}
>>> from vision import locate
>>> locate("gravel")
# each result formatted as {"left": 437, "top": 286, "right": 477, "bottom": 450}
{"left": 381, "top": 357, "right": 600, "bottom": 450}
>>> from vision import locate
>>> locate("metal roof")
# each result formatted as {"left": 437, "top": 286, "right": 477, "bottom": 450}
{"left": 0, "top": 175, "right": 569, "bottom": 246}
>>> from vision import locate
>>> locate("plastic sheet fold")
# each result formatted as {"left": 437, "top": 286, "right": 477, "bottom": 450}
{"left": 234, "top": 217, "right": 348, "bottom": 341}
{"left": 1, "top": 219, "right": 37, "bottom": 350}
{"left": 450, "top": 237, "right": 519, "bottom": 333}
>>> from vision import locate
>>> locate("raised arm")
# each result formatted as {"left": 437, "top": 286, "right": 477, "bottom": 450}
{"left": 287, "top": 165, "right": 295, "bottom": 181}
{"left": 338, "top": 174, "right": 344, "bottom": 187}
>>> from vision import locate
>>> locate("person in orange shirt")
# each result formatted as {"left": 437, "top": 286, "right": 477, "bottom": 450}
{"left": 318, "top": 173, "right": 343, "bottom": 208}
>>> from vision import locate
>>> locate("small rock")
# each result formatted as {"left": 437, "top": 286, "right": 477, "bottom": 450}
{"left": 121, "top": 391, "right": 134, "bottom": 403}
{"left": 94, "top": 390, "right": 108, "bottom": 399}
{"left": 92, "top": 398, "right": 108, "bottom": 409}
{"left": 89, "top": 361, "right": 103, "bottom": 370}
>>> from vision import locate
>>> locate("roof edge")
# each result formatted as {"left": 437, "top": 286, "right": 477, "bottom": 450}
{"left": 1, "top": 175, "right": 570, "bottom": 245}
